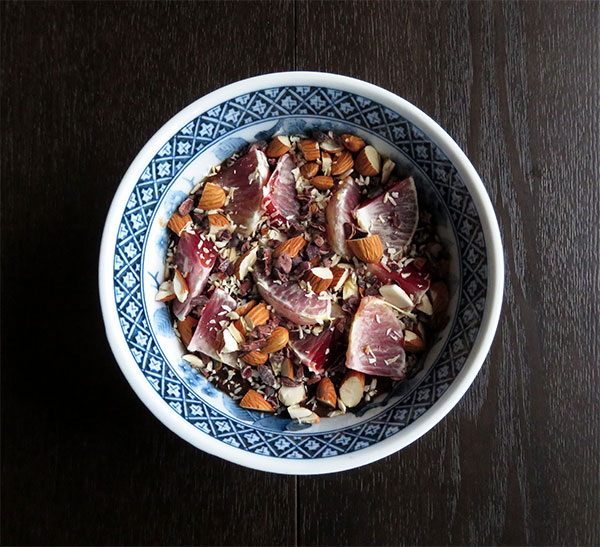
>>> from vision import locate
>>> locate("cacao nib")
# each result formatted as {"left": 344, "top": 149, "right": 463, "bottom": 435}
{"left": 281, "top": 376, "right": 301, "bottom": 388}
{"left": 217, "top": 229, "right": 232, "bottom": 242}
{"left": 344, "top": 222, "right": 356, "bottom": 240}
{"left": 272, "top": 268, "right": 288, "bottom": 283}
{"left": 275, "top": 253, "right": 292, "bottom": 274}
{"left": 241, "top": 366, "right": 253, "bottom": 379}
{"left": 322, "top": 257, "right": 332, "bottom": 268}
{"left": 306, "top": 244, "right": 320, "bottom": 260}
{"left": 178, "top": 196, "right": 195, "bottom": 216}
{"left": 307, "top": 375, "right": 321, "bottom": 385}
{"left": 313, "top": 235, "right": 325, "bottom": 247}
{"left": 240, "top": 340, "right": 264, "bottom": 352}
{"left": 239, "top": 279, "right": 252, "bottom": 295}
{"left": 267, "top": 238, "right": 280, "bottom": 248}
{"left": 342, "top": 295, "right": 360, "bottom": 314}
{"left": 257, "top": 364, "right": 276, "bottom": 387}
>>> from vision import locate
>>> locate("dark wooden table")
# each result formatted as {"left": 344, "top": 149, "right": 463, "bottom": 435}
{"left": 2, "top": 2, "right": 599, "bottom": 545}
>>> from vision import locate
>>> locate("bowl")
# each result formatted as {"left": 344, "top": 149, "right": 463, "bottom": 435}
{"left": 99, "top": 72, "right": 503, "bottom": 474}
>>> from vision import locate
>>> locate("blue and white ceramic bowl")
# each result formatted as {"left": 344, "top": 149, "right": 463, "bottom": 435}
{"left": 99, "top": 72, "right": 503, "bottom": 474}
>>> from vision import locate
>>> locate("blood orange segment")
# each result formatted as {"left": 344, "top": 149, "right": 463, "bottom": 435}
{"left": 263, "top": 154, "right": 300, "bottom": 228}
{"left": 212, "top": 147, "right": 269, "bottom": 235}
{"left": 172, "top": 231, "right": 217, "bottom": 320}
{"left": 254, "top": 271, "right": 331, "bottom": 326}
{"left": 353, "top": 177, "right": 418, "bottom": 251}
{"left": 187, "top": 288, "right": 239, "bottom": 367}
{"left": 289, "top": 326, "right": 335, "bottom": 373}
{"left": 346, "top": 296, "right": 407, "bottom": 379}
{"left": 367, "top": 262, "right": 430, "bottom": 302}
{"left": 326, "top": 178, "right": 361, "bottom": 257}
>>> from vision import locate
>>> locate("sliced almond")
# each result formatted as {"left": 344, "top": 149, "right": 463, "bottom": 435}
{"left": 320, "top": 138, "right": 344, "bottom": 154}
{"left": 234, "top": 246, "right": 258, "bottom": 280}
{"left": 266, "top": 135, "right": 291, "bottom": 158}
{"left": 316, "top": 377, "right": 337, "bottom": 408}
{"left": 241, "top": 350, "right": 268, "bottom": 366}
{"left": 304, "top": 267, "right": 333, "bottom": 293}
{"left": 381, "top": 157, "right": 395, "bottom": 184}
{"left": 404, "top": 330, "right": 425, "bottom": 352}
{"left": 208, "top": 213, "right": 230, "bottom": 227}
{"left": 281, "top": 358, "right": 294, "bottom": 379}
{"left": 226, "top": 322, "right": 245, "bottom": 345}
{"left": 347, "top": 235, "right": 383, "bottom": 263}
{"left": 278, "top": 384, "right": 306, "bottom": 406}
{"left": 182, "top": 353, "right": 204, "bottom": 367}
{"left": 299, "top": 139, "right": 320, "bottom": 161}
{"left": 155, "top": 280, "right": 176, "bottom": 302}
{"left": 240, "top": 389, "right": 275, "bottom": 412}
{"left": 331, "top": 150, "right": 354, "bottom": 176}
{"left": 197, "top": 182, "right": 226, "bottom": 210}
{"left": 287, "top": 405, "right": 320, "bottom": 424}
{"left": 330, "top": 264, "right": 351, "bottom": 292}
{"left": 339, "top": 370, "right": 365, "bottom": 408}
{"left": 274, "top": 235, "right": 306, "bottom": 258}
{"left": 310, "top": 176, "right": 334, "bottom": 191}
{"left": 177, "top": 315, "right": 198, "bottom": 347}
{"left": 235, "top": 300, "right": 256, "bottom": 316}
{"left": 232, "top": 318, "right": 247, "bottom": 340}
{"left": 341, "top": 134, "right": 366, "bottom": 153}
{"left": 355, "top": 145, "right": 381, "bottom": 176}
{"left": 220, "top": 327, "right": 240, "bottom": 353}
{"left": 379, "top": 283, "right": 414, "bottom": 310}
{"left": 167, "top": 212, "right": 193, "bottom": 236}
{"left": 320, "top": 151, "right": 332, "bottom": 176}
{"left": 243, "top": 302, "right": 270, "bottom": 329}
{"left": 416, "top": 293, "right": 433, "bottom": 315}
{"left": 173, "top": 269, "right": 189, "bottom": 302}
{"left": 260, "top": 327, "right": 289, "bottom": 354}
{"left": 342, "top": 273, "right": 359, "bottom": 300}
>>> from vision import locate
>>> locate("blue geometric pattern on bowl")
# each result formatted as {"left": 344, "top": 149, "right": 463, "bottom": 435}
{"left": 113, "top": 86, "right": 487, "bottom": 459}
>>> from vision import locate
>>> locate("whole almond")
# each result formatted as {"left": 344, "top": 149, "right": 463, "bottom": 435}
{"left": 355, "top": 145, "right": 381, "bottom": 176}
{"left": 197, "top": 182, "right": 226, "bottom": 210}
{"left": 266, "top": 135, "right": 291, "bottom": 157}
{"left": 260, "top": 326, "right": 290, "bottom": 354}
{"left": 300, "top": 162, "right": 319, "bottom": 179}
{"left": 299, "top": 139, "right": 320, "bottom": 161}
{"left": 341, "top": 134, "right": 366, "bottom": 153}
{"left": 310, "top": 175, "right": 334, "bottom": 191}
{"left": 274, "top": 235, "right": 306, "bottom": 258}
{"left": 208, "top": 213, "right": 230, "bottom": 227}
{"left": 241, "top": 351, "right": 269, "bottom": 366}
{"left": 347, "top": 234, "right": 384, "bottom": 263}
{"left": 331, "top": 150, "right": 354, "bottom": 176}
{"left": 167, "top": 212, "right": 193, "bottom": 236}
{"left": 240, "top": 389, "right": 275, "bottom": 412}
{"left": 339, "top": 370, "right": 365, "bottom": 408}
{"left": 316, "top": 377, "right": 337, "bottom": 408}
{"left": 244, "top": 302, "right": 270, "bottom": 329}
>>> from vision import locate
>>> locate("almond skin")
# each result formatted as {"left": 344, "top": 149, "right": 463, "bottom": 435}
{"left": 235, "top": 300, "right": 256, "bottom": 316}
{"left": 347, "top": 234, "right": 384, "bottom": 263}
{"left": 300, "top": 162, "right": 319, "bottom": 179}
{"left": 330, "top": 264, "right": 351, "bottom": 291}
{"left": 234, "top": 246, "right": 258, "bottom": 280}
{"left": 310, "top": 175, "right": 334, "bottom": 191}
{"left": 167, "top": 212, "right": 193, "bottom": 236}
{"left": 404, "top": 330, "right": 425, "bottom": 352}
{"left": 299, "top": 139, "right": 320, "bottom": 161}
{"left": 281, "top": 358, "right": 294, "bottom": 378}
{"left": 240, "top": 389, "right": 275, "bottom": 412}
{"left": 197, "top": 182, "right": 226, "bottom": 210}
{"left": 266, "top": 135, "right": 291, "bottom": 158}
{"left": 331, "top": 150, "right": 354, "bottom": 176}
{"left": 260, "top": 326, "right": 290, "bottom": 353}
{"left": 241, "top": 351, "right": 269, "bottom": 366}
{"left": 355, "top": 145, "right": 381, "bottom": 176}
{"left": 316, "top": 377, "right": 337, "bottom": 408}
{"left": 176, "top": 315, "right": 198, "bottom": 347}
{"left": 208, "top": 213, "right": 230, "bottom": 227}
{"left": 341, "top": 134, "right": 366, "bottom": 153}
{"left": 274, "top": 235, "right": 306, "bottom": 258}
{"left": 320, "top": 151, "right": 332, "bottom": 176}
{"left": 173, "top": 269, "right": 189, "bottom": 302}
{"left": 304, "top": 267, "right": 333, "bottom": 293}
{"left": 244, "top": 302, "right": 270, "bottom": 329}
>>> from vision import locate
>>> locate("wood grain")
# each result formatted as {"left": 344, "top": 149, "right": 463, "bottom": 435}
{"left": 295, "top": 1, "right": 600, "bottom": 546}
{"left": 1, "top": 1, "right": 599, "bottom": 546}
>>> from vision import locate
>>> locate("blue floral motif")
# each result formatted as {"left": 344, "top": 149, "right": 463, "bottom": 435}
{"left": 111, "top": 86, "right": 488, "bottom": 459}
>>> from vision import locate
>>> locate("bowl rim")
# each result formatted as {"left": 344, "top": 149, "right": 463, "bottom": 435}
{"left": 99, "top": 71, "right": 504, "bottom": 474}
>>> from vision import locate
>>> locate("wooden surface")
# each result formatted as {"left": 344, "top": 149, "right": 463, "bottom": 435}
{"left": 1, "top": 1, "right": 599, "bottom": 545}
